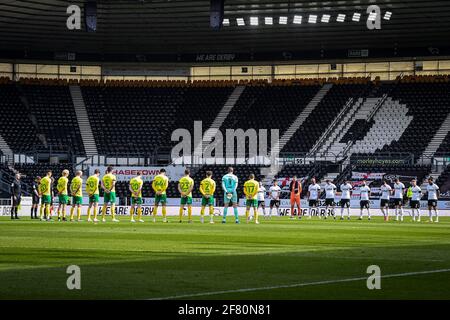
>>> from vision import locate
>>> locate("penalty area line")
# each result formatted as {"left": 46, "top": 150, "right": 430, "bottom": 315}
{"left": 149, "top": 268, "right": 450, "bottom": 300}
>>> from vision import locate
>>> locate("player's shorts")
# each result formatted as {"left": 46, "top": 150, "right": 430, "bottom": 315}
{"left": 201, "top": 196, "right": 214, "bottom": 206}
{"left": 89, "top": 194, "right": 99, "bottom": 204}
{"left": 246, "top": 199, "right": 258, "bottom": 208}
{"left": 428, "top": 200, "right": 438, "bottom": 208}
{"left": 58, "top": 195, "right": 69, "bottom": 205}
{"left": 309, "top": 199, "right": 319, "bottom": 207}
{"left": 224, "top": 191, "right": 238, "bottom": 204}
{"left": 360, "top": 200, "right": 370, "bottom": 209}
{"left": 155, "top": 194, "right": 167, "bottom": 205}
{"left": 340, "top": 199, "right": 350, "bottom": 208}
{"left": 270, "top": 200, "right": 280, "bottom": 207}
{"left": 393, "top": 198, "right": 403, "bottom": 206}
{"left": 325, "top": 198, "right": 334, "bottom": 206}
{"left": 41, "top": 195, "right": 52, "bottom": 204}
{"left": 380, "top": 199, "right": 390, "bottom": 207}
{"left": 72, "top": 196, "right": 82, "bottom": 205}
{"left": 258, "top": 200, "right": 265, "bottom": 207}
{"left": 104, "top": 191, "right": 116, "bottom": 204}
{"left": 410, "top": 200, "right": 420, "bottom": 209}
{"left": 131, "top": 197, "right": 142, "bottom": 205}
{"left": 180, "top": 196, "right": 193, "bottom": 205}
{"left": 32, "top": 195, "right": 40, "bottom": 205}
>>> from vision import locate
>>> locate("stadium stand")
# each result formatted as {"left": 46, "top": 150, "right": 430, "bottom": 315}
{"left": 81, "top": 82, "right": 235, "bottom": 155}
{"left": 375, "top": 78, "right": 450, "bottom": 158}
{"left": 1, "top": 76, "right": 450, "bottom": 201}
{"left": 282, "top": 81, "right": 372, "bottom": 153}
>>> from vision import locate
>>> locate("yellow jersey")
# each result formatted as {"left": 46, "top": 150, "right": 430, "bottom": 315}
{"left": 152, "top": 174, "right": 169, "bottom": 194}
{"left": 179, "top": 176, "right": 194, "bottom": 197}
{"left": 86, "top": 175, "right": 100, "bottom": 195}
{"left": 70, "top": 176, "right": 83, "bottom": 197}
{"left": 244, "top": 179, "right": 259, "bottom": 200}
{"left": 102, "top": 173, "right": 116, "bottom": 193}
{"left": 130, "top": 176, "right": 143, "bottom": 198}
{"left": 57, "top": 176, "right": 69, "bottom": 195}
{"left": 39, "top": 176, "right": 52, "bottom": 196}
{"left": 200, "top": 177, "right": 216, "bottom": 196}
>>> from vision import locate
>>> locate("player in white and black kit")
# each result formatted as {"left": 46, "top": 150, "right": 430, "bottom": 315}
{"left": 379, "top": 180, "right": 392, "bottom": 221}
{"left": 339, "top": 180, "right": 352, "bottom": 220}
{"left": 323, "top": 179, "right": 337, "bottom": 219}
{"left": 409, "top": 179, "right": 422, "bottom": 222}
{"left": 393, "top": 178, "right": 406, "bottom": 221}
{"left": 257, "top": 181, "right": 267, "bottom": 218}
{"left": 268, "top": 180, "right": 281, "bottom": 218}
{"left": 307, "top": 178, "right": 321, "bottom": 219}
{"left": 359, "top": 180, "right": 371, "bottom": 220}
{"left": 426, "top": 177, "right": 440, "bottom": 223}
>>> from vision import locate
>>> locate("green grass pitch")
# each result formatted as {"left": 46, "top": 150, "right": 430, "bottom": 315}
{"left": 0, "top": 216, "right": 449, "bottom": 300}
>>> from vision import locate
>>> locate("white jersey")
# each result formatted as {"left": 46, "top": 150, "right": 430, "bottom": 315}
{"left": 380, "top": 184, "right": 392, "bottom": 200}
{"left": 426, "top": 183, "right": 439, "bottom": 200}
{"left": 393, "top": 182, "right": 405, "bottom": 199}
{"left": 257, "top": 186, "right": 266, "bottom": 201}
{"left": 324, "top": 183, "right": 337, "bottom": 199}
{"left": 308, "top": 184, "right": 321, "bottom": 200}
{"left": 269, "top": 185, "right": 281, "bottom": 199}
{"left": 410, "top": 186, "right": 422, "bottom": 201}
{"left": 359, "top": 186, "right": 371, "bottom": 201}
{"left": 340, "top": 183, "right": 353, "bottom": 200}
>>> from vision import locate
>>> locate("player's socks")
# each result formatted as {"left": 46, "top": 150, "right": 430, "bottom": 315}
{"left": 400, "top": 208, "right": 404, "bottom": 221}
{"left": 254, "top": 209, "right": 259, "bottom": 224}
{"left": 70, "top": 206, "right": 75, "bottom": 221}
{"left": 39, "top": 205, "right": 44, "bottom": 220}
{"left": 137, "top": 207, "right": 142, "bottom": 220}
{"left": 77, "top": 207, "right": 81, "bottom": 220}
{"left": 130, "top": 207, "right": 135, "bottom": 221}
{"left": 161, "top": 206, "right": 166, "bottom": 219}
{"left": 223, "top": 207, "right": 228, "bottom": 220}
{"left": 102, "top": 205, "right": 107, "bottom": 219}
{"left": 111, "top": 204, "right": 116, "bottom": 220}
{"left": 245, "top": 209, "right": 250, "bottom": 222}
{"left": 434, "top": 209, "right": 439, "bottom": 222}
{"left": 233, "top": 207, "right": 239, "bottom": 222}
{"left": 45, "top": 205, "right": 50, "bottom": 220}
{"left": 200, "top": 207, "right": 205, "bottom": 217}
{"left": 188, "top": 206, "right": 192, "bottom": 221}
{"left": 179, "top": 207, "right": 183, "bottom": 221}
{"left": 367, "top": 210, "right": 371, "bottom": 220}
{"left": 87, "top": 207, "right": 92, "bottom": 220}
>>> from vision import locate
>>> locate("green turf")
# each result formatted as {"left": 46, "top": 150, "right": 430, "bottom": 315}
{"left": 0, "top": 216, "right": 449, "bottom": 300}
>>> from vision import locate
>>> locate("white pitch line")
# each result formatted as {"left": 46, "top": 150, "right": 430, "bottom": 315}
{"left": 149, "top": 268, "right": 450, "bottom": 300}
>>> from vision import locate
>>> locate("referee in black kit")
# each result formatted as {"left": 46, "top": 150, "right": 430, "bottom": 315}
{"left": 10, "top": 173, "right": 22, "bottom": 220}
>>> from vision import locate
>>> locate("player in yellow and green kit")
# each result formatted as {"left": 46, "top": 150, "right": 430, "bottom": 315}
{"left": 39, "top": 170, "right": 52, "bottom": 221}
{"left": 178, "top": 169, "right": 194, "bottom": 223}
{"left": 69, "top": 171, "right": 83, "bottom": 222}
{"left": 101, "top": 166, "right": 119, "bottom": 222}
{"left": 129, "top": 171, "right": 144, "bottom": 223}
{"left": 56, "top": 169, "right": 69, "bottom": 221}
{"left": 244, "top": 174, "right": 260, "bottom": 224}
{"left": 152, "top": 168, "right": 169, "bottom": 223}
{"left": 86, "top": 169, "right": 100, "bottom": 222}
{"left": 199, "top": 171, "right": 216, "bottom": 224}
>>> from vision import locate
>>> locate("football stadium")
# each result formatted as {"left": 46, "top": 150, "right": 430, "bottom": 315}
{"left": 0, "top": 0, "right": 450, "bottom": 305}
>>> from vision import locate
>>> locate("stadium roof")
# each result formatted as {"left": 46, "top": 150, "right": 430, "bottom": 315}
{"left": 0, "top": 0, "right": 450, "bottom": 61}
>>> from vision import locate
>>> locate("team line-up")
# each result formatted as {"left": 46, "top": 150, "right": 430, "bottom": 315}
{"left": 9, "top": 166, "right": 442, "bottom": 224}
